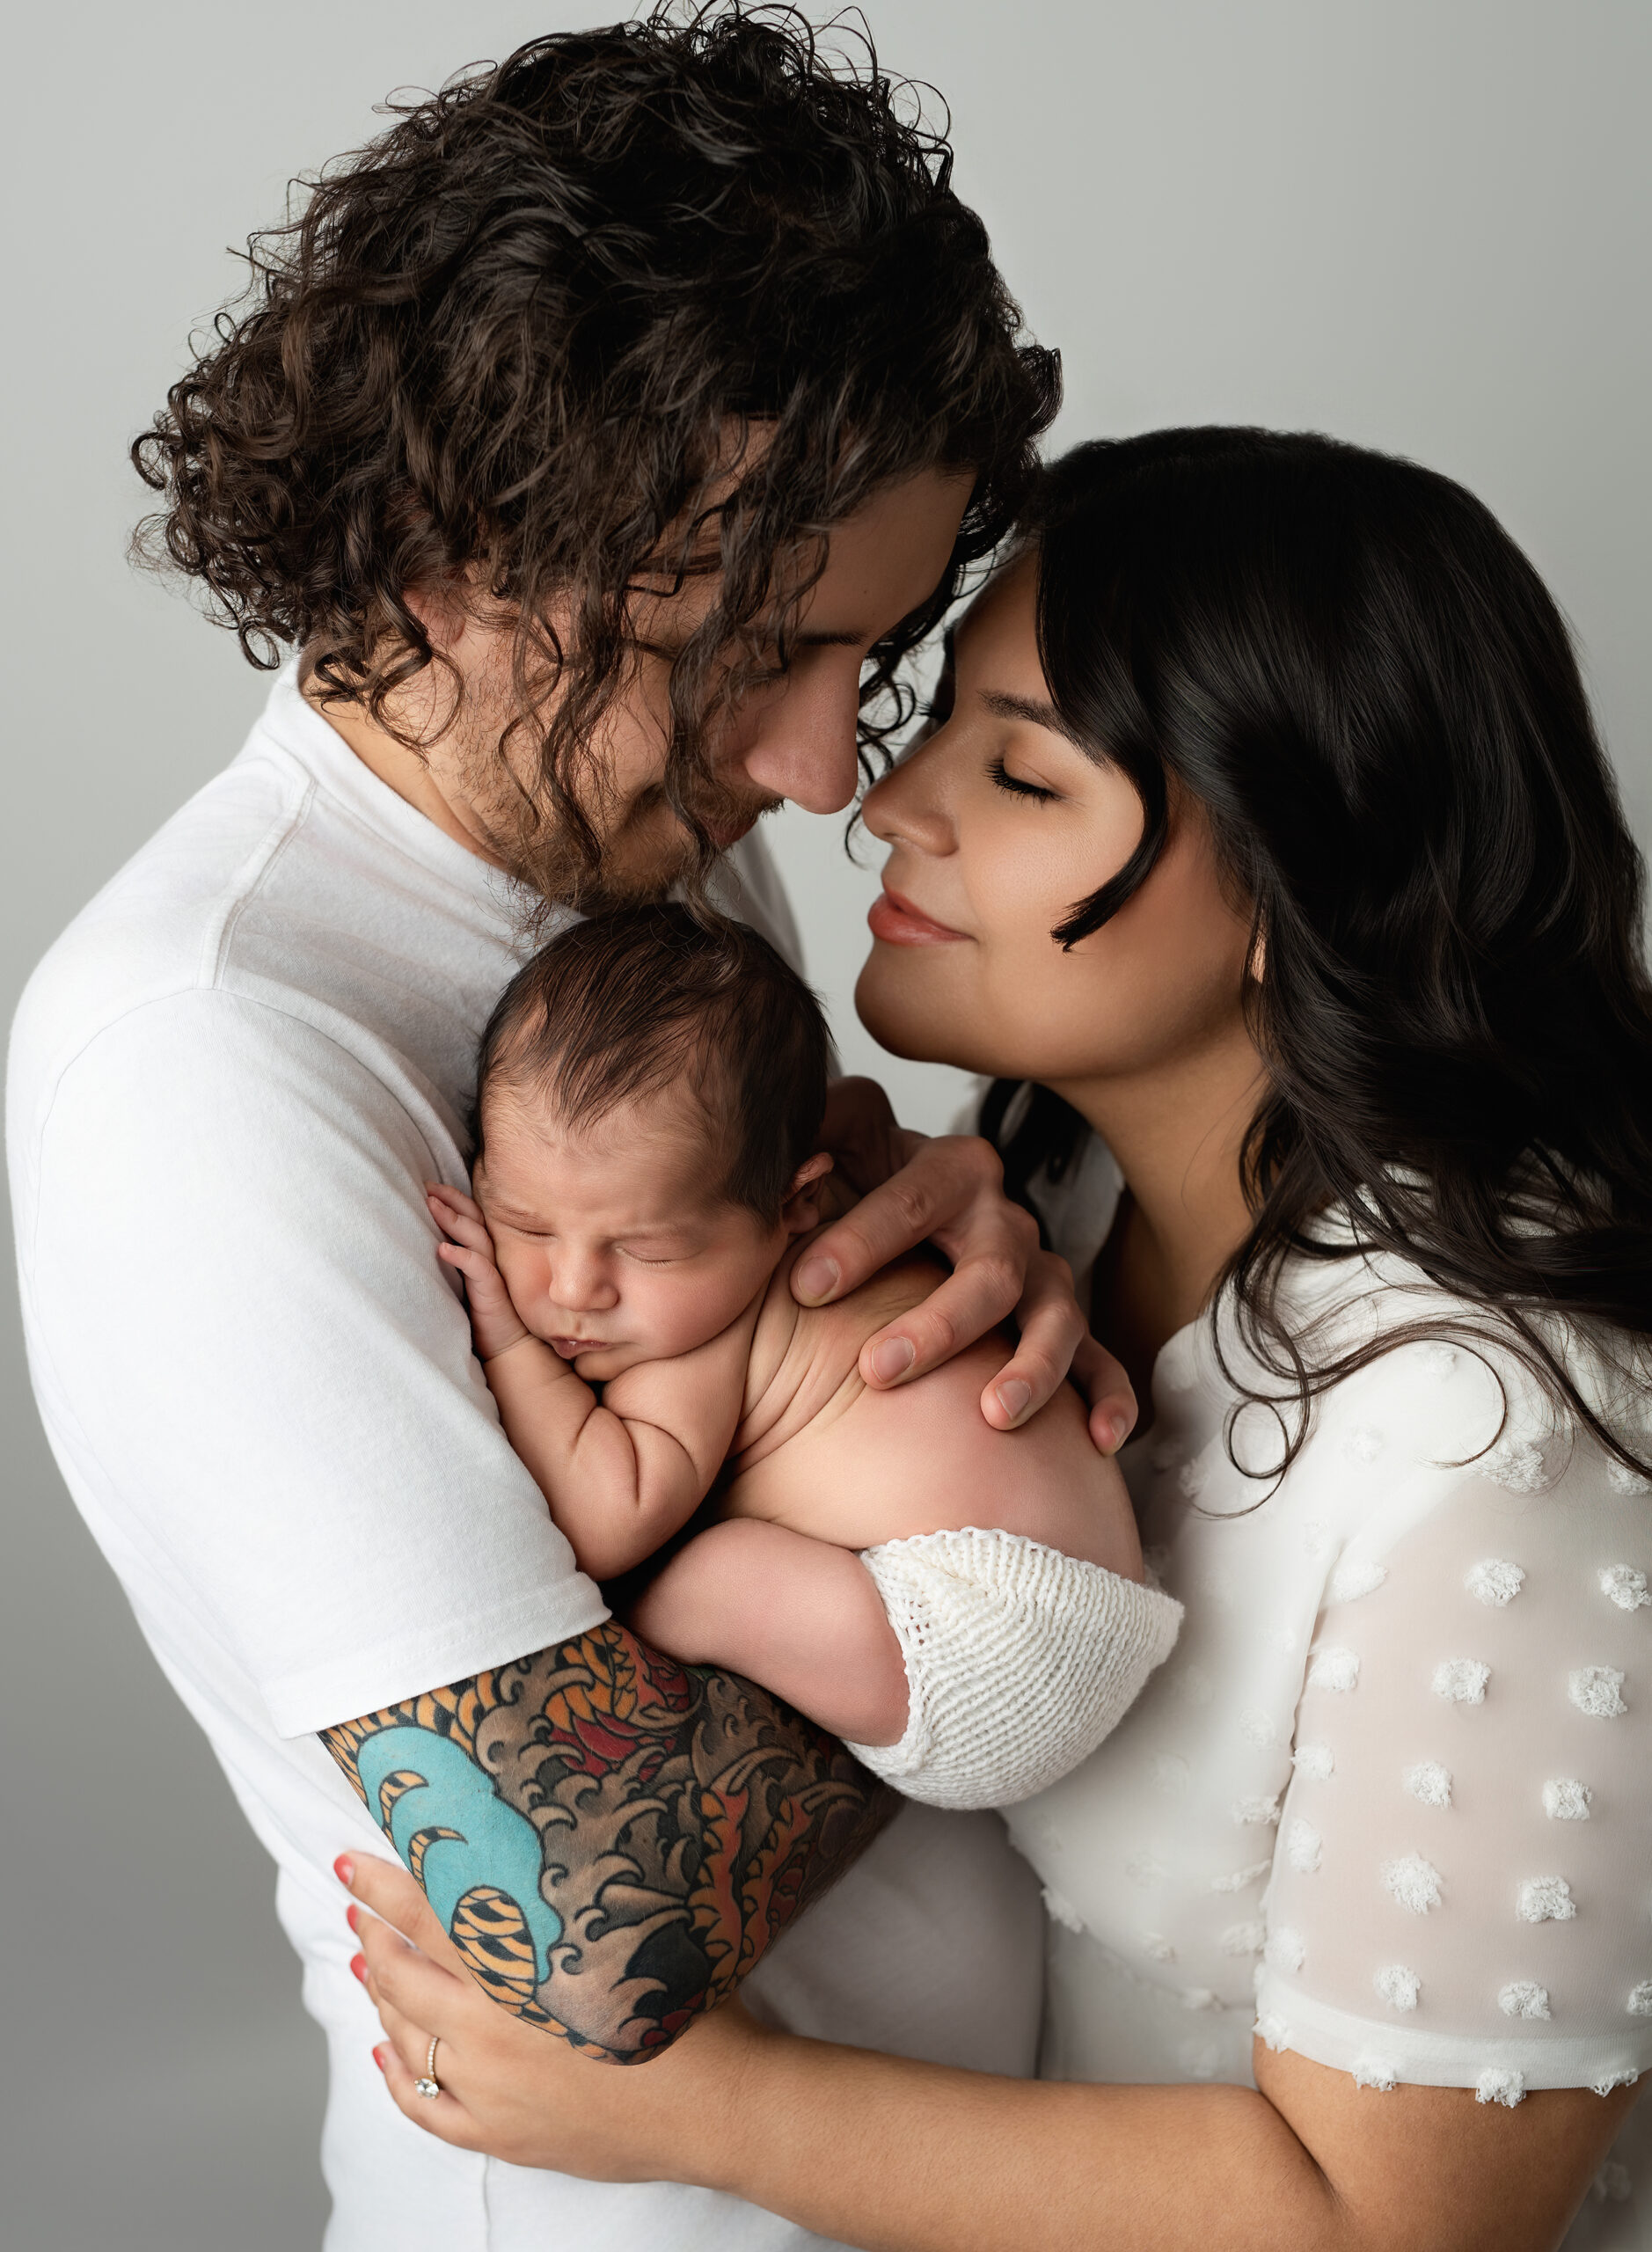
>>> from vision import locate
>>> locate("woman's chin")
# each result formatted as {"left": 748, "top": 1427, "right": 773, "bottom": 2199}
{"left": 855, "top": 956, "right": 994, "bottom": 1075}
{"left": 855, "top": 968, "right": 929, "bottom": 1063}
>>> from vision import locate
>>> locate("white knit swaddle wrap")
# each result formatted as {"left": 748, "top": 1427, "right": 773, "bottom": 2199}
{"left": 844, "top": 1525, "right": 1183, "bottom": 1810}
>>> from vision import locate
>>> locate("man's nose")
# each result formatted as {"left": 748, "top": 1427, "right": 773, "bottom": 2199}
{"left": 737, "top": 653, "right": 864, "bottom": 815}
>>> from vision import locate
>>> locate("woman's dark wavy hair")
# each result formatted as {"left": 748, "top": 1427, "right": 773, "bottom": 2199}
{"left": 131, "top": 3, "right": 1057, "bottom": 898}
{"left": 983, "top": 428, "right": 1652, "bottom": 1481}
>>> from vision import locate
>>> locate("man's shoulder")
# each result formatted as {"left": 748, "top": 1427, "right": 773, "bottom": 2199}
{"left": 9, "top": 742, "right": 314, "bottom": 1127}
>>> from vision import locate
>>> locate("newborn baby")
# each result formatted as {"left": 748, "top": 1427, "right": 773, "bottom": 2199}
{"left": 429, "top": 906, "right": 1181, "bottom": 1809}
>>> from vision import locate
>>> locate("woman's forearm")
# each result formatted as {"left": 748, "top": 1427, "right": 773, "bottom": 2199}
{"left": 687, "top": 2028, "right": 1619, "bottom": 2252}
{"left": 346, "top": 1851, "right": 1629, "bottom": 2243}
{"left": 700, "top": 2036, "right": 1328, "bottom": 2252}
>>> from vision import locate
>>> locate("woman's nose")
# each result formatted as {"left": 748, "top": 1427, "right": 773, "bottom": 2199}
{"left": 860, "top": 735, "right": 954, "bottom": 855}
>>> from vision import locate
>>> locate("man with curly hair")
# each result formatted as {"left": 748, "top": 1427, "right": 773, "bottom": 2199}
{"left": 9, "top": 10, "right": 1129, "bottom": 2245}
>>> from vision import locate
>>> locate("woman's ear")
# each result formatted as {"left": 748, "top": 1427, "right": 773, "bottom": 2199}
{"left": 780, "top": 1151, "right": 835, "bottom": 1234}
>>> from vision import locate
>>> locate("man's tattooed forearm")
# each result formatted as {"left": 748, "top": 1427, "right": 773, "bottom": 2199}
{"left": 320, "top": 1624, "right": 889, "bottom": 2061}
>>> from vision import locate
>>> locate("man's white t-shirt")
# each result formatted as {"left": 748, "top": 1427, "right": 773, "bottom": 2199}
{"left": 7, "top": 665, "right": 1042, "bottom": 2251}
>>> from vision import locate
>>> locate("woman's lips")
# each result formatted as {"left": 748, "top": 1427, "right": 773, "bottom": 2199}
{"left": 866, "top": 883, "right": 968, "bottom": 946}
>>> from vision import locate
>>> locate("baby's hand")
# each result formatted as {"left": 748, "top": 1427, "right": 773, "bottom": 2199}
{"left": 425, "top": 1183, "right": 530, "bottom": 1363}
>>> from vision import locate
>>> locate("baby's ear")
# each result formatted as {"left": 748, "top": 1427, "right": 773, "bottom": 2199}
{"left": 780, "top": 1151, "right": 834, "bottom": 1233}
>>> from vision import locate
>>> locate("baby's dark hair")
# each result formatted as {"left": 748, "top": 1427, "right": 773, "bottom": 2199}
{"left": 474, "top": 906, "right": 830, "bottom": 1218}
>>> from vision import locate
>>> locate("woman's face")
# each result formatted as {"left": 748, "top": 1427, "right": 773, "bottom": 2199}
{"left": 856, "top": 555, "right": 1254, "bottom": 1093}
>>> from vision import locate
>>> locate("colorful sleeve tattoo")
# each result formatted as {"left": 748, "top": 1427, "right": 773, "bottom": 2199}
{"left": 320, "top": 1621, "right": 890, "bottom": 2062}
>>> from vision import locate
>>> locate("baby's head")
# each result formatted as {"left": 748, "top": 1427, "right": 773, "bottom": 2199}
{"left": 471, "top": 906, "right": 832, "bottom": 1378}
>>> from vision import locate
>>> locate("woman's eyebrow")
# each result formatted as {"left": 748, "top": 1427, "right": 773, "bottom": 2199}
{"left": 979, "top": 688, "right": 1084, "bottom": 746}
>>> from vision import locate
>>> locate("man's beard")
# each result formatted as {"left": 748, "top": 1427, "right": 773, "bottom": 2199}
{"left": 457, "top": 727, "right": 782, "bottom": 923}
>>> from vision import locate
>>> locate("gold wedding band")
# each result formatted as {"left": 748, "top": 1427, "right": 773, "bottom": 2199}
{"left": 413, "top": 2035, "right": 442, "bottom": 2101}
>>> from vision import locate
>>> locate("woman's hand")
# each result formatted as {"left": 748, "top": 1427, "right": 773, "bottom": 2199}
{"left": 800, "top": 1078, "right": 1137, "bottom": 1449}
{"left": 341, "top": 1851, "right": 757, "bottom": 2183}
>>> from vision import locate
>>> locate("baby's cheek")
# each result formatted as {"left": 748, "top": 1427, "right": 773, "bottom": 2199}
{"left": 492, "top": 1248, "right": 541, "bottom": 1319}
{"left": 647, "top": 1269, "right": 742, "bottom": 1356}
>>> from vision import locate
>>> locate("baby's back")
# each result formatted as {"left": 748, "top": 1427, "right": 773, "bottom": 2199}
{"left": 719, "top": 1243, "right": 1142, "bottom": 1578}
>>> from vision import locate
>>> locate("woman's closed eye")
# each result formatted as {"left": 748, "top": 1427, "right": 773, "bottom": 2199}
{"left": 987, "top": 754, "right": 1061, "bottom": 804}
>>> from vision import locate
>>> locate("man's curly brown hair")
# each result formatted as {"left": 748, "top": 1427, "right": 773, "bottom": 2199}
{"left": 131, "top": 3, "right": 1059, "bottom": 903}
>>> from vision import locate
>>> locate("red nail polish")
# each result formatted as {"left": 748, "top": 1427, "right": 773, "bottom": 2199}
{"left": 347, "top": 1905, "right": 361, "bottom": 1934}
{"left": 334, "top": 1854, "right": 355, "bottom": 1885}
{"left": 350, "top": 1953, "right": 367, "bottom": 1984}
{"left": 373, "top": 2046, "right": 388, "bottom": 2073}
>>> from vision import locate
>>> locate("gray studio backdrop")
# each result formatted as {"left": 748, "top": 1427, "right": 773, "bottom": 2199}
{"left": 3, "top": 2, "right": 1648, "bottom": 2244}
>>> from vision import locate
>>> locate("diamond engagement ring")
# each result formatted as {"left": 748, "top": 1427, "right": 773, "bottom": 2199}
{"left": 414, "top": 2036, "right": 442, "bottom": 2101}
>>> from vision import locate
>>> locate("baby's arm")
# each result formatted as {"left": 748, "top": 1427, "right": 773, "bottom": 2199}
{"left": 629, "top": 1517, "right": 910, "bottom": 1748}
{"left": 427, "top": 1185, "right": 751, "bottom": 1581}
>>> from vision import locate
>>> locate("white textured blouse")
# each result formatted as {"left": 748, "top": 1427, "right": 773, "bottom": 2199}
{"left": 1003, "top": 1136, "right": 1652, "bottom": 2244}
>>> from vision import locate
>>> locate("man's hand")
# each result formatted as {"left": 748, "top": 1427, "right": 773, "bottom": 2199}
{"left": 798, "top": 1078, "right": 1137, "bottom": 1449}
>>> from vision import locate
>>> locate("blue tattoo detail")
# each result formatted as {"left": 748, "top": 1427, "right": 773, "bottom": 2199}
{"left": 355, "top": 1726, "right": 563, "bottom": 1980}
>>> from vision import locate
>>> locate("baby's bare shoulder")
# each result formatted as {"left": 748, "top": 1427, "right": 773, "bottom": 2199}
{"left": 731, "top": 1248, "right": 1139, "bottom": 1574}
{"left": 731, "top": 1245, "right": 946, "bottom": 1466}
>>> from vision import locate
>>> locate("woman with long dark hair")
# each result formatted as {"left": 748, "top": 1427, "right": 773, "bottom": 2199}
{"left": 345, "top": 430, "right": 1652, "bottom": 2248}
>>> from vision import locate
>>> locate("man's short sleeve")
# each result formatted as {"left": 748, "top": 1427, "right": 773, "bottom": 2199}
{"left": 19, "top": 990, "right": 606, "bottom": 1736}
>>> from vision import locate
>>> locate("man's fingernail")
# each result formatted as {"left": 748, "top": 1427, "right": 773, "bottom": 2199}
{"left": 870, "top": 1336, "right": 915, "bottom": 1384}
{"left": 795, "top": 1255, "right": 840, "bottom": 1303}
{"left": 373, "top": 2046, "right": 388, "bottom": 2073}
{"left": 350, "top": 1953, "right": 368, "bottom": 1985}
{"left": 1106, "top": 1413, "right": 1131, "bottom": 1453}
{"left": 334, "top": 1855, "right": 355, "bottom": 1886}
{"left": 996, "top": 1379, "right": 1032, "bottom": 1424}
